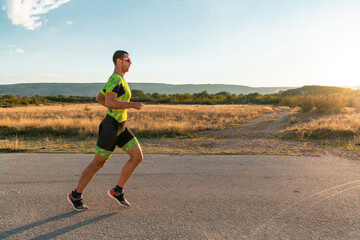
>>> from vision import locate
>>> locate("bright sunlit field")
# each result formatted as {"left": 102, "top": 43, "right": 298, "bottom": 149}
{"left": 0, "top": 104, "right": 275, "bottom": 137}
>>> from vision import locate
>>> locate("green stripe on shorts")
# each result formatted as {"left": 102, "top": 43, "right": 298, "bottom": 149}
{"left": 121, "top": 137, "right": 139, "bottom": 152}
{"left": 95, "top": 145, "right": 113, "bottom": 158}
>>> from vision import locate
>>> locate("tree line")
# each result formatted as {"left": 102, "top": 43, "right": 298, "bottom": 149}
{"left": 0, "top": 91, "right": 279, "bottom": 107}
{"left": 1, "top": 86, "right": 360, "bottom": 113}
{"left": 0, "top": 95, "right": 96, "bottom": 107}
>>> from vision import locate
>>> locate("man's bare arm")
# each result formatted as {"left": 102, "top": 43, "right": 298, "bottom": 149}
{"left": 96, "top": 92, "right": 106, "bottom": 107}
{"left": 105, "top": 93, "right": 144, "bottom": 110}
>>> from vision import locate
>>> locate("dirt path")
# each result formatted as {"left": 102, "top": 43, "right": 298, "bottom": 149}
{"left": 206, "top": 109, "right": 290, "bottom": 139}
{"left": 144, "top": 109, "right": 359, "bottom": 159}
{"left": 142, "top": 109, "right": 327, "bottom": 157}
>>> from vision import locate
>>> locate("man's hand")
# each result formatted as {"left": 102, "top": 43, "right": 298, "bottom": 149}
{"left": 133, "top": 102, "right": 144, "bottom": 110}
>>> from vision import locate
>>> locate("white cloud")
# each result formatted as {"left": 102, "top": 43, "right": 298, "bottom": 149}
{"left": 5, "top": 0, "right": 71, "bottom": 30}
{"left": 66, "top": 20, "right": 72, "bottom": 25}
{"left": 15, "top": 48, "right": 24, "bottom": 53}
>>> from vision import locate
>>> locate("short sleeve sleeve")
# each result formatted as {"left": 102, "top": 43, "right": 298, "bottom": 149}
{"left": 101, "top": 75, "right": 121, "bottom": 95}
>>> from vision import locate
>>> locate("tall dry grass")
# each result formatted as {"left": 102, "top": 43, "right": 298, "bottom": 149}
{"left": 0, "top": 104, "right": 274, "bottom": 137}
{"left": 0, "top": 104, "right": 102, "bottom": 136}
{"left": 285, "top": 108, "right": 360, "bottom": 140}
{"left": 280, "top": 94, "right": 358, "bottom": 113}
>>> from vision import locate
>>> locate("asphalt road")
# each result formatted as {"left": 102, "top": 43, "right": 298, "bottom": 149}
{"left": 1, "top": 153, "right": 360, "bottom": 239}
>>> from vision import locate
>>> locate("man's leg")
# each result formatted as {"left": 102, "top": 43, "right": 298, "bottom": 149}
{"left": 117, "top": 144, "right": 143, "bottom": 188}
{"left": 76, "top": 153, "right": 109, "bottom": 193}
{"left": 107, "top": 144, "right": 143, "bottom": 207}
{"left": 67, "top": 153, "right": 108, "bottom": 211}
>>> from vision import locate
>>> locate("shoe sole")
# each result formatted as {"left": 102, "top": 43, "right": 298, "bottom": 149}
{"left": 66, "top": 193, "right": 88, "bottom": 212}
{"left": 107, "top": 190, "right": 130, "bottom": 208}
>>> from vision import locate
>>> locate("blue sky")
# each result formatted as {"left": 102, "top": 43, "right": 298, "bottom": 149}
{"left": 1, "top": 0, "right": 360, "bottom": 87}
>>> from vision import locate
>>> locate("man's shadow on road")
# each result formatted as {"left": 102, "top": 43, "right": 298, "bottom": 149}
{"left": 0, "top": 211, "right": 117, "bottom": 240}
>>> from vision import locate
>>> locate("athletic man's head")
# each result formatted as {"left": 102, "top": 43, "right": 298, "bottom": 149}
{"left": 113, "top": 50, "right": 132, "bottom": 75}
{"left": 113, "top": 50, "right": 129, "bottom": 65}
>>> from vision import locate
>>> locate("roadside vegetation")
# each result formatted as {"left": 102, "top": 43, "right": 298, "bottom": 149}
{"left": 0, "top": 104, "right": 274, "bottom": 138}
{"left": 1, "top": 85, "right": 360, "bottom": 156}
{"left": 2, "top": 85, "right": 360, "bottom": 114}
{"left": 285, "top": 108, "right": 360, "bottom": 141}
{"left": 0, "top": 104, "right": 276, "bottom": 153}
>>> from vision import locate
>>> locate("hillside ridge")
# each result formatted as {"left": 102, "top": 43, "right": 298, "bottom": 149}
{"left": 0, "top": 82, "right": 295, "bottom": 97}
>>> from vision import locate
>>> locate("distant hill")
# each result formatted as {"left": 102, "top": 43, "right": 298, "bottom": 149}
{"left": 0, "top": 82, "right": 295, "bottom": 97}
{"left": 281, "top": 85, "right": 359, "bottom": 96}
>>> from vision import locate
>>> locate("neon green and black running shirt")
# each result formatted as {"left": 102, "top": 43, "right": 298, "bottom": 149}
{"left": 100, "top": 73, "right": 131, "bottom": 123}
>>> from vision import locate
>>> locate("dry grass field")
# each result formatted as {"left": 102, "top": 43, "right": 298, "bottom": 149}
{"left": 285, "top": 108, "right": 360, "bottom": 141}
{"left": 1, "top": 104, "right": 360, "bottom": 158}
{"left": 0, "top": 104, "right": 274, "bottom": 153}
{"left": 0, "top": 104, "right": 274, "bottom": 137}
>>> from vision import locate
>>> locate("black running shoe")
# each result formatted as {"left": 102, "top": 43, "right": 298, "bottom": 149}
{"left": 67, "top": 192, "right": 88, "bottom": 212}
{"left": 107, "top": 189, "right": 130, "bottom": 207}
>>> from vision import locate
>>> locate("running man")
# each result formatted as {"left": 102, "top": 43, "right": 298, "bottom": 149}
{"left": 67, "top": 50, "right": 144, "bottom": 211}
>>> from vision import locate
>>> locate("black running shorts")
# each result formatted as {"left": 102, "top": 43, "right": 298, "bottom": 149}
{"left": 95, "top": 115, "right": 139, "bottom": 158}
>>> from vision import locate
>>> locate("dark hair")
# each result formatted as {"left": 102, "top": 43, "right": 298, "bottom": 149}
{"left": 112, "top": 50, "right": 128, "bottom": 64}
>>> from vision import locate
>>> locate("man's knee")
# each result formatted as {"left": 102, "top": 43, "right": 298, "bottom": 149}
{"left": 132, "top": 152, "right": 143, "bottom": 164}
{"left": 92, "top": 155, "right": 108, "bottom": 170}
{"left": 94, "top": 160, "right": 106, "bottom": 169}
{"left": 126, "top": 144, "right": 143, "bottom": 164}
{"left": 129, "top": 147, "right": 143, "bottom": 164}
